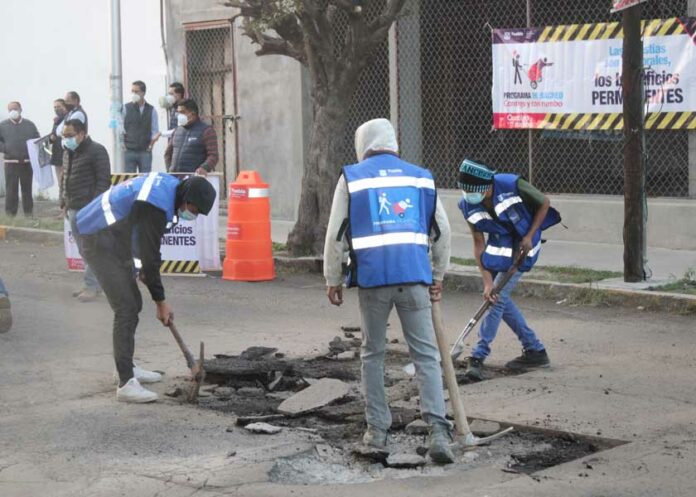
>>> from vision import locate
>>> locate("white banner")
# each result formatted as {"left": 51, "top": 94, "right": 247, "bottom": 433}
{"left": 26, "top": 137, "right": 55, "bottom": 191}
{"left": 492, "top": 18, "right": 696, "bottom": 130}
{"left": 611, "top": 0, "right": 648, "bottom": 13}
{"left": 65, "top": 174, "right": 221, "bottom": 274}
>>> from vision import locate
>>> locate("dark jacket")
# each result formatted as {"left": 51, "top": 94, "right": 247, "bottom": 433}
{"left": 0, "top": 118, "right": 40, "bottom": 161}
{"left": 50, "top": 116, "right": 65, "bottom": 166}
{"left": 166, "top": 119, "right": 218, "bottom": 173}
{"left": 123, "top": 102, "right": 153, "bottom": 151}
{"left": 61, "top": 136, "right": 111, "bottom": 210}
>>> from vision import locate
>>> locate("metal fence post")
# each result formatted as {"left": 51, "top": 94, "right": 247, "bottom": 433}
{"left": 527, "top": 0, "right": 533, "bottom": 184}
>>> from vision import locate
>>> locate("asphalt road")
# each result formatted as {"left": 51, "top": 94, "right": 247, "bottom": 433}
{"left": 1, "top": 237, "right": 695, "bottom": 497}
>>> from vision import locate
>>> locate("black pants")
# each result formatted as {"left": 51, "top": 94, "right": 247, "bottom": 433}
{"left": 82, "top": 235, "right": 142, "bottom": 385}
{"left": 4, "top": 161, "right": 33, "bottom": 216}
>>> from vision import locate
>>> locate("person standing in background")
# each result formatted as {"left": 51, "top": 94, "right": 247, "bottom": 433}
{"left": 0, "top": 101, "right": 40, "bottom": 217}
{"left": 123, "top": 80, "right": 159, "bottom": 174}
{"left": 165, "top": 99, "right": 218, "bottom": 175}
{"left": 49, "top": 98, "right": 68, "bottom": 184}
{"left": 159, "top": 82, "right": 185, "bottom": 140}
{"left": 57, "top": 91, "right": 87, "bottom": 137}
{"left": 61, "top": 119, "right": 111, "bottom": 303}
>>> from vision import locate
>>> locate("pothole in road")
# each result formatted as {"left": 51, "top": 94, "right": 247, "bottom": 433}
{"left": 175, "top": 335, "right": 626, "bottom": 485}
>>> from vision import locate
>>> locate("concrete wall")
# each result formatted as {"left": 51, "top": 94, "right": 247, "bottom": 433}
{"left": 164, "top": 0, "right": 305, "bottom": 226}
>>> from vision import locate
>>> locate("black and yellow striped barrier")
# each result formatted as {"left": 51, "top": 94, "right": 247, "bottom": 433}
{"left": 536, "top": 111, "right": 696, "bottom": 131}
{"left": 537, "top": 17, "right": 695, "bottom": 43}
{"left": 160, "top": 260, "right": 201, "bottom": 275}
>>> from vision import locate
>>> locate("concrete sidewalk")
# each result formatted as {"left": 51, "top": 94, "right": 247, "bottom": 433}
{"left": 269, "top": 219, "right": 696, "bottom": 283}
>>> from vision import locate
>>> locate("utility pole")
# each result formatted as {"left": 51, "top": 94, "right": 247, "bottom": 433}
{"left": 527, "top": 0, "right": 533, "bottom": 184}
{"left": 110, "top": 0, "right": 124, "bottom": 173}
{"left": 621, "top": 4, "right": 646, "bottom": 282}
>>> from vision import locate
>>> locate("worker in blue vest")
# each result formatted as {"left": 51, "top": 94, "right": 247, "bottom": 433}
{"left": 76, "top": 173, "right": 216, "bottom": 403}
{"left": 324, "top": 118, "right": 455, "bottom": 464}
{"left": 457, "top": 159, "right": 561, "bottom": 381}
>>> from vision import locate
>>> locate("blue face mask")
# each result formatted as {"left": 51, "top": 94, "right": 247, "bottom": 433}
{"left": 178, "top": 208, "right": 197, "bottom": 222}
{"left": 462, "top": 191, "right": 485, "bottom": 204}
{"left": 63, "top": 136, "right": 79, "bottom": 151}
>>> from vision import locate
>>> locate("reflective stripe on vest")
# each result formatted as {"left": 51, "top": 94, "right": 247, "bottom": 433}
{"left": 459, "top": 173, "right": 558, "bottom": 273}
{"left": 343, "top": 154, "right": 436, "bottom": 289}
{"left": 77, "top": 172, "right": 180, "bottom": 236}
{"left": 347, "top": 176, "right": 435, "bottom": 194}
{"left": 101, "top": 189, "right": 117, "bottom": 226}
{"left": 351, "top": 232, "right": 430, "bottom": 250}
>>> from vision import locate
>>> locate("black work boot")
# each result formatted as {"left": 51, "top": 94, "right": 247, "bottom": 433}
{"left": 362, "top": 425, "right": 388, "bottom": 449}
{"left": 428, "top": 424, "right": 455, "bottom": 464}
{"left": 464, "top": 357, "right": 485, "bottom": 382}
{"left": 505, "top": 349, "right": 550, "bottom": 370}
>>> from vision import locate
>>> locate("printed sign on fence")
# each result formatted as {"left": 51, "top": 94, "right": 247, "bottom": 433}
{"left": 491, "top": 18, "right": 696, "bottom": 130}
{"left": 65, "top": 173, "right": 221, "bottom": 275}
{"left": 611, "top": 0, "right": 648, "bottom": 13}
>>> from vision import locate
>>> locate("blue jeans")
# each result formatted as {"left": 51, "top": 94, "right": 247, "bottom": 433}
{"left": 471, "top": 270, "right": 545, "bottom": 360}
{"left": 68, "top": 210, "right": 101, "bottom": 292}
{"left": 124, "top": 150, "right": 152, "bottom": 173}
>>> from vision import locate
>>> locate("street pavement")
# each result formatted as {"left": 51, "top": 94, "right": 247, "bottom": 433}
{"left": 1, "top": 237, "right": 696, "bottom": 496}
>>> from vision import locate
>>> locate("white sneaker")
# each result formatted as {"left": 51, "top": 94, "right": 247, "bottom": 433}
{"left": 116, "top": 378, "right": 158, "bottom": 403}
{"left": 133, "top": 365, "right": 163, "bottom": 384}
{"left": 113, "top": 364, "right": 163, "bottom": 385}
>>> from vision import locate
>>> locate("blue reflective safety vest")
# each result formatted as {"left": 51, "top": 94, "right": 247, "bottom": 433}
{"left": 458, "top": 174, "right": 561, "bottom": 273}
{"left": 76, "top": 172, "right": 180, "bottom": 235}
{"left": 343, "top": 154, "right": 437, "bottom": 289}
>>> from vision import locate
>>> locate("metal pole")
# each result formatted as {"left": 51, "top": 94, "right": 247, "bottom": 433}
{"left": 110, "top": 0, "right": 124, "bottom": 173}
{"left": 526, "top": 0, "right": 533, "bottom": 183}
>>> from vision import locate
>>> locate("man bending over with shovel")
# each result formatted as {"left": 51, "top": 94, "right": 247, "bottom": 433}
{"left": 76, "top": 174, "right": 216, "bottom": 403}
{"left": 324, "top": 118, "right": 455, "bottom": 464}
{"left": 457, "top": 159, "right": 560, "bottom": 381}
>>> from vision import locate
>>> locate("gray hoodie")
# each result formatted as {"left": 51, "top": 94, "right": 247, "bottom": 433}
{"left": 323, "top": 119, "right": 451, "bottom": 287}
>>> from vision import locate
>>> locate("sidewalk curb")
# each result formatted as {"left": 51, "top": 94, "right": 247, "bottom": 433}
{"left": 0, "top": 225, "right": 63, "bottom": 244}
{"left": 274, "top": 256, "right": 696, "bottom": 315}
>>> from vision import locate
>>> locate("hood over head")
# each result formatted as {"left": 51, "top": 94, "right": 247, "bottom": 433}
{"left": 177, "top": 176, "right": 216, "bottom": 215}
{"left": 354, "top": 118, "right": 399, "bottom": 162}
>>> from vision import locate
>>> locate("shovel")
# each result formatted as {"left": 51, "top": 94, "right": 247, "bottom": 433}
{"left": 403, "top": 256, "right": 523, "bottom": 377}
{"left": 431, "top": 300, "right": 513, "bottom": 446}
{"left": 168, "top": 322, "right": 205, "bottom": 403}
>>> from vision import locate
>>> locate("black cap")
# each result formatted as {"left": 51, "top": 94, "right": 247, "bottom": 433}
{"left": 179, "top": 176, "right": 216, "bottom": 215}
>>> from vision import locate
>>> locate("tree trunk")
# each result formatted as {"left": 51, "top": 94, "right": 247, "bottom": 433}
{"left": 287, "top": 89, "right": 352, "bottom": 256}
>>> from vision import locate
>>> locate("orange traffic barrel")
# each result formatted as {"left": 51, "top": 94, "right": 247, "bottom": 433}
{"left": 222, "top": 171, "right": 275, "bottom": 281}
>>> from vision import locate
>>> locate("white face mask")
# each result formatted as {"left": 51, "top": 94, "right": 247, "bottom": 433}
{"left": 8, "top": 109, "right": 21, "bottom": 121}
{"left": 177, "top": 113, "right": 189, "bottom": 126}
{"left": 131, "top": 93, "right": 142, "bottom": 104}
{"left": 165, "top": 94, "right": 176, "bottom": 105}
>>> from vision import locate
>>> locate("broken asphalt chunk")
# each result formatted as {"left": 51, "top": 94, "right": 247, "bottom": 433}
{"left": 277, "top": 378, "right": 351, "bottom": 415}
{"left": 244, "top": 422, "right": 283, "bottom": 434}
{"left": 386, "top": 453, "right": 426, "bottom": 468}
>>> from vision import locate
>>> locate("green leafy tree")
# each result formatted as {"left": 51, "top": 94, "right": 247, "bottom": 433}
{"left": 225, "top": 0, "right": 406, "bottom": 255}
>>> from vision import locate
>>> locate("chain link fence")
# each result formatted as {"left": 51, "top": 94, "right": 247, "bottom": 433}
{"left": 185, "top": 24, "right": 234, "bottom": 189}
{"left": 340, "top": 0, "right": 689, "bottom": 197}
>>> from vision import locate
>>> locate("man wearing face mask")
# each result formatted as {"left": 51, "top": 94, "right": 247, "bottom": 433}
{"left": 60, "top": 119, "right": 111, "bottom": 302}
{"left": 56, "top": 91, "right": 87, "bottom": 138}
{"left": 165, "top": 99, "right": 218, "bottom": 176}
{"left": 123, "top": 80, "right": 160, "bottom": 174}
{"left": 457, "top": 159, "right": 561, "bottom": 381}
{"left": 159, "top": 82, "right": 185, "bottom": 140}
{"left": 0, "top": 101, "right": 40, "bottom": 217}
{"left": 76, "top": 173, "right": 216, "bottom": 402}
{"left": 49, "top": 99, "right": 68, "bottom": 183}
